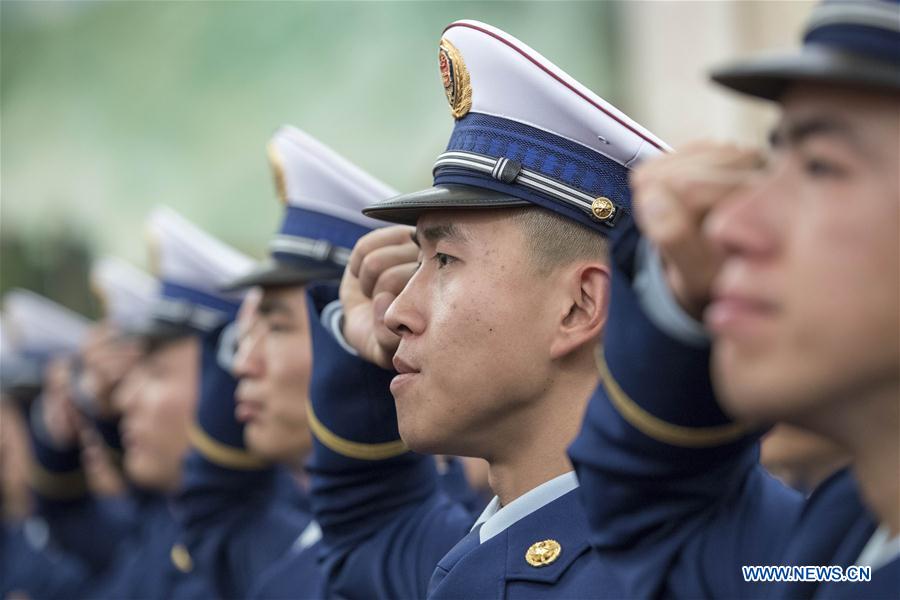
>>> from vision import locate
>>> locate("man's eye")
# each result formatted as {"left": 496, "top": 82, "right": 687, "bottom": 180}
{"left": 433, "top": 253, "right": 456, "bottom": 268}
{"left": 146, "top": 364, "right": 167, "bottom": 378}
{"left": 804, "top": 157, "right": 847, "bottom": 178}
{"left": 267, "top": 322, "right": 293, "bottom": 333}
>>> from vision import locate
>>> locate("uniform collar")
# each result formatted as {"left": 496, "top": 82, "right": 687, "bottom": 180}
{"left": 857, "top": 525, "right": 900, "bottom": 571}
{"left": 472, "top": 471, "right": 579, "bottom": 544}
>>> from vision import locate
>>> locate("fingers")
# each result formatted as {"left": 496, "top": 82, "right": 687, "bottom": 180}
{"left": 629, "top": 142, "right": 765, "bottom": 317}
{"left": 632, "top": 144, "right": 764, "bottom": 221}
{"left": 348, "top": 225, "right": 416, "bottom": 278}
{"left": 237, "top": 287, "right": 263, "bottom": 334}
{"left": 357, "top": 241, "right": 419, "bottom": 298}
{"left": 631, "top": 142, "right": 761, "bottom": 189}
{"left": 371, "top": 263, "right": 418, "bottom": 299}
{"left": 339, "top": 260, "right": 412, "bottom": 369}
{"left": 372, "top": 291, "right": 400, "bottom": 368}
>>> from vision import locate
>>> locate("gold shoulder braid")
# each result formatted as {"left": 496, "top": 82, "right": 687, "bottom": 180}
{"left": 595, "top": 345, "right": 749, "bottom": 448}
{"left": 189, "top": 424, "right": 269, "bottom": 470}
{"left": 306, "top": 398, "right": 408, "bottom": 461}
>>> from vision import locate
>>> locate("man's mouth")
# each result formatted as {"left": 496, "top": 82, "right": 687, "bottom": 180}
{"left": 392, "top": 355, "right": 420, "bottom": 375}
{"left": 390, "top": 355, "right": 421, "bottom": 395}
{"left": 706, "top": 285, "right": 779, "bottom": 336}
{"left": 235, "top": 398, "right": 263, "bottom": 423}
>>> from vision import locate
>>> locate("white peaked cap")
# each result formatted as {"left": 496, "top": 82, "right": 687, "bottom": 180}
{"left": 90, "top": 256, "right": 160, "bottom": 330}
{"left": 224, "top": 126, "right": 397, "bottom": 291}
{"left": 0, "top": 318, "right": 9, "bottom": 364}
{"left": 364, "top": 20, "right": 669, "bottom": 234}
{"left": 269, "top": 125, "right": 396, "bottom": 229}
{"left": 2, "top": 289, "right": 91, "bottom": 358}
{"left": 0, "top": 315, "right": 43, "bottom": 392}
{"left": 443, "top": 20, "right": 670, "bottom": 167}
{"left": 146, "top": 205, "right": 255, "bottom": 294}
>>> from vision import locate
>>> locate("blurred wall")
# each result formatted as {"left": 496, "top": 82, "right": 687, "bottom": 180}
{"left": 618, "top": 0, "right": 815, "bottom": 146}
{"left": 1, "top": 1, "right": 815, "bottom": 310}
{"left": 1, "top": 1, "right": 616, "bottom": 278}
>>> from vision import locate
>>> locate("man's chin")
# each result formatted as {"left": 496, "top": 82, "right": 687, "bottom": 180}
{"left": 244, "top": 425, "right": 273, "bottom": 453}
{"left": 713, "top": 348, "right": 773, "bottom": 421}
{"left": 714, "top": 354, "right": 796, "bottom": 424}
{"left": 125, "top": 460, "right": 170, "bottom": 493}
{"left": 397, "top": 420, "right": 449, "bottom": 457}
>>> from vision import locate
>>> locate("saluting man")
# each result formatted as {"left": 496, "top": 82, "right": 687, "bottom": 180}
{"left": 173, "top": 124, "right": 396, "bottom": 600}
{"left": 1, "top": 291, "right": 95, "bottom": 600}
{"left": 569, "top": 0, "right": 899, "bottom": 597}
{"left": 27, "top": 206, "right": 254, "bottom": 599}
{"left": 302, "top": 20, "right": 669, "bottom": 599}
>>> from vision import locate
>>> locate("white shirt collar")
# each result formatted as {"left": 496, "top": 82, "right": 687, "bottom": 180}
{"left": 856, "top": 524, "right": 900, "bottom": 571}
{"left": 292, "top": 520, "right": 322, "bottom": 553}
{"left": 471, "top": 471, "right": 579, "bottom": 544}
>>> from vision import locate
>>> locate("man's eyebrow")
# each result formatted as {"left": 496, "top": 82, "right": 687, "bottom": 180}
{"left": 769, "top": 116, "right": 858, "bottom": 149}
{"left": 416, "top": 223, "right": 469, "bottom": 245}
{"left": 257, "top": 297, "right": 292, "bottom": 317}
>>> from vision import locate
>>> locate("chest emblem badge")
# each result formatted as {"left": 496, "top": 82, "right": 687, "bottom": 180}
{"left": 525, "top": 539, "right": 562, "bottom": 567}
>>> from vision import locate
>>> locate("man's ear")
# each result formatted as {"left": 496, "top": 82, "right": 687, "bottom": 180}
{"left": 549, "top": 262, "right": 610, "bottom": 360}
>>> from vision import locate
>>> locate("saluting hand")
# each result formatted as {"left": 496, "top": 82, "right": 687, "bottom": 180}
{"left": 41, "top": 358, "right": 81, "bottom": 448}
{"left": 78, "top": 323, "right": 143, "bottom": 419}
{"left": 340, "top": 225, "right": 419, "bottom": 369}
{"left": 630, "top": 141, "right": 764, "bottom": 319}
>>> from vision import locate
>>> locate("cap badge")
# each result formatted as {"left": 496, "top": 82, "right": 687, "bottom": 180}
{"left": 590, "top": 197, "right": 616, "bottom": 222}
{"left": 439, "top": 38, "right": 472, "bottom": 119}
{"left": 267, "top": 142, "right": 289, "bottom": 205}
{"left": 145, "top": 227, "right": 162, "bottom": 278}
{"left": 525, "top": 539, "right": 562, "bottom": 567}
{"left": 170, "top": 543, "right": 194, "bottom": 573}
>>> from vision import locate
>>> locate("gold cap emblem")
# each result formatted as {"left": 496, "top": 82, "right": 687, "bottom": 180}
{"left": 170, "top": 543, "right": 194, "bottom": 573}
{"left": 145, "top": 227, "right": 162, "bottom": 278}
{"left": 591, "top": 197, "right": 616, "bottom": 221}
{"left": 438, "top": 39, "right": 472, "bottom": 119}
{"left": 267, "top": 142, "right": 288, "bottom": 205}
{"left": 525, "top": 539, "right": 561, "bottom": 567}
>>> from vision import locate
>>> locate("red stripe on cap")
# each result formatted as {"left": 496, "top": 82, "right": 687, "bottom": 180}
{"left": 443, "top": 21, "right": 667, "bottom": 153}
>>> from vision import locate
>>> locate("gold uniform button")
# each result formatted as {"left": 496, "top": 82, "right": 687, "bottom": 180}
{"left": 525, "top": 539, "right": 562, "bottom": 567}
{"left": 170, "top": 543, "right": 194, "bottom": 573}
{"left": 591, "top": 197, "right": 616, "bottom": 221}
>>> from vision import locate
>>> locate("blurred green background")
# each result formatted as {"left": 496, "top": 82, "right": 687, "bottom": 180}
{"left": 1, "top": 1, "right": 619, "bottom": 316}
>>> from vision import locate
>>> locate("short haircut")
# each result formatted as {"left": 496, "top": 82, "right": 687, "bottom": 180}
{"left": 509, "top": 207, "right": 609, "bottom": 274}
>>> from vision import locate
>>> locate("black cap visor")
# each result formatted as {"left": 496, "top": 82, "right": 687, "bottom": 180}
{"left": 130, "top": 319, "right": 195, "bottom": 345}
{"left": 362, "top": 184, "right": 530, "bottom": 225}
{"left": 711, "top": 45, "right": 900, "bottom": 101}
{"left": 221, "top": 260, "right": 342, "bottom": 292}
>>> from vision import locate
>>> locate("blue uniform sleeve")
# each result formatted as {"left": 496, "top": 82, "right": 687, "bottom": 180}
{"left": 247, "top": 540, "right": 326, "bottom": 600}
{"left": 29, "top": 400, "right": 89, "bottom": 506}
{"left": 305, "top": 284, "right": 473, "bottom": 599}
{"left": 2, "top": 523, "right": 92, "bottom": 600}
{"left": 70, "top": 364, "right": 126, "bottom": 466}
{"left": 28, "top": 397, "right": 136, "bottom": 572}
{"left": 174, "top": 321, "right": 310, "bottom": 598}
{"left": 568, "top": 231, "right": 804, "bottom": 598}
{"left": 92, "top": 413, "right": 124, "bottom": 464}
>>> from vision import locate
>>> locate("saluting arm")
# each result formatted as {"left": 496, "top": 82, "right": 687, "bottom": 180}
{"left": 27, "top": 396, "right": 136, "bottom": 573}
{"left": 304, "top": 225, "right": 477, "bottom": 599}
{"left": 569, "top": 145, "right": 804, "bottom": 598}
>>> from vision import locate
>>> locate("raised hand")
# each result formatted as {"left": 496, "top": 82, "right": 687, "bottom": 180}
{"left": 340, "top": 225, "right": 418, "bottom": 369}
{"left": 630, "top": 141, "right": 764, "bottom": 319}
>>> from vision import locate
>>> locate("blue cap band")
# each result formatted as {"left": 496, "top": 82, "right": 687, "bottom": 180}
{"left": 433, "top": 113, "right": 632, "bottom": 235}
